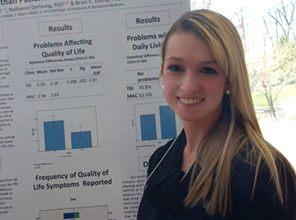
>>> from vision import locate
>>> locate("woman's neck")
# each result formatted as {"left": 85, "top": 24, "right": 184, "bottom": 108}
{"left": 182, "top": 121, "right": 212, "bottom": 151}
{"left": 181, "top": 120, "right": 216, "bottom": 173}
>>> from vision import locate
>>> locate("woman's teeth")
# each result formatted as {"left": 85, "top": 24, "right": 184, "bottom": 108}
{"left": 179, "top": 98, "right": 202, "bottom": 104}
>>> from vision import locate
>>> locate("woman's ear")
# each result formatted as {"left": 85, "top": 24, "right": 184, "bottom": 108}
{"left": 161, "top": 63, "right": 164, "bottom": 74}
{"left": 224, "top": 83, "right": 230, "bottom": 95}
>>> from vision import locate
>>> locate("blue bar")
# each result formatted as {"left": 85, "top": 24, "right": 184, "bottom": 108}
{"left": 64, "top": 212, "right": 79, "bottom": 219}
{"left": 71, "top": 131, "right": 92, "bottom": 149}
{"left": 64, "top": 213, "right": 74, "bottom": 219}
{"left": 140, "top": 114, "right": 157, "bottom": 141}
{"left": 44, "top": 120, "right": 66, "bottom": 151}
{"left": 159, "top": 106, "right": 177, "bottom": 139}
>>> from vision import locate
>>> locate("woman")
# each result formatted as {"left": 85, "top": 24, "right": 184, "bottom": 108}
{"left": 137, "top": 9, "right": 296, "bottom": 220}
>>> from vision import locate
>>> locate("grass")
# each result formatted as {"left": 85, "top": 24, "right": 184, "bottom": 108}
{"left": 252, "top": 84, "right": 296, "bottom": 106}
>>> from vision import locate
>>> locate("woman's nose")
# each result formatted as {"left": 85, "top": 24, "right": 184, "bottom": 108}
{"left": 180, "top": 72, "right": 199, "bottom": 93}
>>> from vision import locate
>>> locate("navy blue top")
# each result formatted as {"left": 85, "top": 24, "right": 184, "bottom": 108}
{"left": 137, "top": 130, "right": 296, "bottom": 220}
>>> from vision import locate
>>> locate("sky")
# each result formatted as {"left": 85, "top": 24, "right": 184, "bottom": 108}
{"left": 190, "top": 0, "right": 293, "bottom": 60}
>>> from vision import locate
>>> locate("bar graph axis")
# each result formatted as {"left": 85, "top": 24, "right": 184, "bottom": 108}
{"left": 133, "top": 102, "right": 181, "bottom": 142}
{"left": 36, "top": 107, "right": 99, "bottom": 152}
{"left": 39, "top": 205, "right": 109, "bottom": 220}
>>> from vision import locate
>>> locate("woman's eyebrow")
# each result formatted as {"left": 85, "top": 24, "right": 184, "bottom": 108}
{"left": 165, "top": 56, "right": 183, "bottom": 62}
{"left": 199, "top": 60, "right": 217, "bottom": 65}
{"left": 165, "top": 56, "right": 217, "bottom": 65}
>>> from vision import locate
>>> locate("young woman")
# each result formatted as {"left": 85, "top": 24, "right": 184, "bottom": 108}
{"left": 137, "top": 9, "right": 296, "bottom": 220}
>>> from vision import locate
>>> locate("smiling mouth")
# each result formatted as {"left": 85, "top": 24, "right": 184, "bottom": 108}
{"left": 179, "top": 97, "right": 203, "bottom": 104}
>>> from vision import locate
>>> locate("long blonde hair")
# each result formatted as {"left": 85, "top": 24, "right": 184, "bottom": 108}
{"left": 161, "top": 9, "right": 296, "bottom": 216}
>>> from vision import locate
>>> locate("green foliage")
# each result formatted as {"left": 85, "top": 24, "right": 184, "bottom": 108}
{"left": 252, "top": 84, "right": 296, "bottom": 106}
{"left": 273, "top": 40, "right": 296, "bottom": 75}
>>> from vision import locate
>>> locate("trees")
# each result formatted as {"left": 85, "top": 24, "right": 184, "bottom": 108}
{"left": 248, "top": 0, "right": 296, "bottom": 119}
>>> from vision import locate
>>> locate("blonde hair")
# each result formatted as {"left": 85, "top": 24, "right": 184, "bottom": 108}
{"left": 161, "top": 9, "right": 296, "bottom": 216}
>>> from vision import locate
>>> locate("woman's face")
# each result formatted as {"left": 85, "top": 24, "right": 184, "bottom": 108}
{"left": 162, "top": 32, "right": 227, "bottom": 126}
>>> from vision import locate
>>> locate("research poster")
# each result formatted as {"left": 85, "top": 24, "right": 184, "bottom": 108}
{"left": 0, "top": 1, "right": 190, "bottom": 219}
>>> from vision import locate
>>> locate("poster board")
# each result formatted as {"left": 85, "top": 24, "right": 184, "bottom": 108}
{"left": 0, "top": 0, "right": 190, "bottom": 219}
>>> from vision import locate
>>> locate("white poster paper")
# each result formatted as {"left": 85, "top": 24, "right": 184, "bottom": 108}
{"left": 0, "top": 1, "right": 190, "bottom": 220}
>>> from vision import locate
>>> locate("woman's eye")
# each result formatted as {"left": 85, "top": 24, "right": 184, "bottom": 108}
{"left": 202, "top": 68, "right": 217, "bottom": 74}
{"left": 168, "top": 65, "right": 181, "bottom": 72}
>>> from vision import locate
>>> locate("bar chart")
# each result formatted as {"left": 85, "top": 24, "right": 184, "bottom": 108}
{"left": 134, "top": 102, "right": 181, "bottom": 141}
{"left": 36, "top": 107, "right": 98, "bottom": 152}
{"left": 39, "top": 205, "right": 108, "bottom": 220}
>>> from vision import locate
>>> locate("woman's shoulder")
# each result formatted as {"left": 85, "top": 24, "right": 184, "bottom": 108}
{"left": 230, "top": 144, "right": 296, "bottom": 219}
{"left": 231, "top": 144, "right": 295, "bottom": 195}
{"left": 231, "top": 144, "right": 296, "bottom": 184}
{"left": 147, "top": 130, "right": 186, "bottom": 175}
{"left": 147, "top": 138, "right": 179, "bottom": 175}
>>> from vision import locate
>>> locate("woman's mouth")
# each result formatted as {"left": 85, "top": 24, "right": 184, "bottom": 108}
{"left": 179, "top": 97, "right": 203, "bottom": 104}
